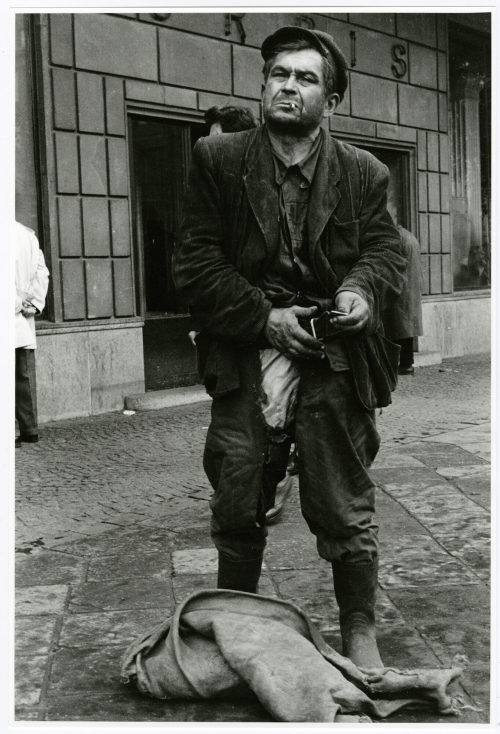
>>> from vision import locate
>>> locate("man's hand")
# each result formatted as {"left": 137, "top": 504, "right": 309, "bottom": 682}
{"left": 330, "top": 291, "right": 370, "bottom": 333}
{"left": 264, "top": 305, "right": 325, "bottom": 359}
{"left": 21, "top": 299, "right": 37, "bottom": 317}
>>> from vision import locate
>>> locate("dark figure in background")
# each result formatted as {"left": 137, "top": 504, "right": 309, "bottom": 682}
{"left": 383, "top": 226, "right": 423, "bottom": 375}
{"left": 175, "top": 26, "right": 406, "bottom": 669}
{"left": 204, "top": 104, "right": 258, "bottom": 135}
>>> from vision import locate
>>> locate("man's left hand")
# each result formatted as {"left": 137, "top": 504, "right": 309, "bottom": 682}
{"left": 330, "top": 291, "right": 370, "bottom": 333}
{"left": 21, "top": 299, "right": 37, "bottom": 317}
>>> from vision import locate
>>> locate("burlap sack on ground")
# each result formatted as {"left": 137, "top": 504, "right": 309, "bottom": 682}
{"left": 121, "top": 589, "right": 462, "bottom": 723}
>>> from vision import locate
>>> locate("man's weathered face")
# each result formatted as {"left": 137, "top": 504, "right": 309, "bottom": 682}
{"left": 262, "top": 48, "right": 336, "bottom": 135}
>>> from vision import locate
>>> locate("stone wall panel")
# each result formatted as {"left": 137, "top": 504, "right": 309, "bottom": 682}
{"left": 350, "top": 73, "right": 398, "bottom": 122}
{"left": 349, "top": 13, "right": 396, "bottom": 34}
{"left": 85, "top": 260, "right": 113, "bottom": 318}
{"left": 80, "top": 135, "right": 108, "bottom": 195}
{"left": 57, "top": 197, "right": 82, "bottom": 257}
{"left": 233, "top": 45, "right": 263, "bottom": 99}
{"left": 49, "top": 14, "right": 74, "bottom": 67}
{"left": 105, "top": 77, "right": 125, "bottom": 135}
{"left": 77, "top": 73, "right": 105, "bottom": 134}
{"left": 55, "top": 133, "right": 80, "bottom": 194}
{"left": 396, "top": 13, "right": 437, "bottom": 47}
{"left": 159, "top": 28, "right": 231, "bottom": 92}
{"left": 74, "top": 14, "right": 157, "bottom": 80}
{"left": 408, "top": 43, "right": 437, "bottom": 88}
{"left": 418, "top": 213, "right": 429, "bottom": 253}
{"left": 426, "top": 132, "right": 440, "bottom": 171}
{"left": 61, "top": 260, "right": 86, "bottom": 319}
{"left": 110, "top": 199, "right": 131, "bottom": 257}
{"left": 428, "top": 213, "right": 442, "bottom": 252}
{"left": 52, "top": 68, "right": 76, "bottom": 130}
{"left": 82, "top": 198, "right": 110, "bottom": 257}
{"left": 399, "top": 85, "right": 438, "bottom": 129}
{"left": 429, "top": 253, "right": 442, "bottom": 294}
{"left": 113, "top": 260, "right": 135, "bottom": 316}
{"left": 107, "top": 138, "right": 129, "bottom": 197}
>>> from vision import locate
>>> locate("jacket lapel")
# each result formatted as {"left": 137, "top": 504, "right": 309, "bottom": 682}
{"left": 243, "top": 128, "right": 279, "bottom": 255}
{"left": 307, "top": 130, "right": 341, "bottom": 248}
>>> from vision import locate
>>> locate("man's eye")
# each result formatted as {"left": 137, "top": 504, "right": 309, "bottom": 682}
{"left": 271, "top": 69, "right": 287, "bottom": 78}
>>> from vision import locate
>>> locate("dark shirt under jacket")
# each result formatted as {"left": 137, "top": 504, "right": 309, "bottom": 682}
{"left": 263, "top": 129, "right": 349, "bottom": 371}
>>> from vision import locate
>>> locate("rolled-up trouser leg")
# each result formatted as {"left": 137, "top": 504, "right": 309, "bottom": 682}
{"left": 295, "top": 363, "right": 380, "bottom": 564}
{"left": 295, "top": 362, "right": 383, "bottom": 666}
{"left": 203, "top": 351, "right": 269, "bottom": 591}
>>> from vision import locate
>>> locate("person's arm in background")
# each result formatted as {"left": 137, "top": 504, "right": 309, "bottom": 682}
{"left": 23, "top": 242, "right": 49, "bottom": 317}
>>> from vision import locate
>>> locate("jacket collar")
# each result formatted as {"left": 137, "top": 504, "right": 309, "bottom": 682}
{"left": 243, "top": 127, "right": 279, "bottom": 252}
{"left": 307, "top": 128, "right": 341, "bottom": 247}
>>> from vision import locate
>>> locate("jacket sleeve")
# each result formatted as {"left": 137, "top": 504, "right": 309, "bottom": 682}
{"left": 336, "top": 153, "right": 407, "bottom": 328}
{"left": 173, "top": 138, "right": 272, "bottom": 342}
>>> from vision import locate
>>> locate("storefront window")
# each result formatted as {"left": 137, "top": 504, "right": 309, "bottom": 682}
{"left": 449, "top": 21, "right": 491, "bottom": 291}
{"left": 130, "top": 116, "right": 206, "bottom": 315}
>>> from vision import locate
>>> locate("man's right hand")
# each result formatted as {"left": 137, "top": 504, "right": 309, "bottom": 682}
{"left": 264, "top": 305, "right": 325, "bottom": 360}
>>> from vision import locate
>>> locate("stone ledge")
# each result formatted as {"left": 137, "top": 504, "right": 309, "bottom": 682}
{"left": 414, "top": 350, "right": 442, "bottom": 367}
{"left": 125, "top": 385, "right": 211, "bottom": 411}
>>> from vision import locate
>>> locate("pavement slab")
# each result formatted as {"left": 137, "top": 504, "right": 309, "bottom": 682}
{"left": 48, "top": 646, "right": 127, "bottom": 695}
{"left": 16, "top": 585, "right": 68, "bottom": 616}
{"left": 14, "top": 353, "right": 491, "bottom": 724}
{"left": 15, "top": 549, "right": 87, "bottom": 587}
{"left": 387, "top": 584, "right": 490, "bottom": 717}
{"left": 87, "top": 550, "right": 172, "bottom": 582}
{"left": 68, "top": 577, "right": 174, "bottom": 614}
{"left": 44, "top": 692, "right": 271, "bottom": 722}
{"left": 15, "top": 655, "right": 47, "bottom": 706}
{"left": 58, "top": 608, "right": 168, "bottom": 648}
{"left": 16, "top": 615, "right": 59, "bottom": 657}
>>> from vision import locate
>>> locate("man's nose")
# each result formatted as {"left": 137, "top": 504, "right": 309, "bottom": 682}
{"left": 282, "top": 73, "right": 299, "bottom": 91}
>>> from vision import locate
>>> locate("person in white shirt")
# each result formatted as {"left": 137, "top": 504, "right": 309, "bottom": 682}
{"left": 15, "top": 221, "right": 49, "bottom": 446}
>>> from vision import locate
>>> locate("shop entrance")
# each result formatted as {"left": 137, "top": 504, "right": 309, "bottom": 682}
{"left": 448, "top": 22, "right": 491, "bottom": 291}
{"left": 129, "top": 115, "right": 205, "bottom": 390}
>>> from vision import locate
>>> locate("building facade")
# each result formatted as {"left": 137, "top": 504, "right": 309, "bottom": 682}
{"left": 15, "top": 12, "right": 491, "bottom": 422}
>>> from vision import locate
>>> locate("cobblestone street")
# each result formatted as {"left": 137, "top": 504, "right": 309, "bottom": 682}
{"left": 14, "top": 353, "right": 491, "bottom": 725}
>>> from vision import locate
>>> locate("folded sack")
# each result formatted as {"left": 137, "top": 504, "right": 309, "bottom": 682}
{"left": 121, "top": 589, "right": 463, "bottom": 723}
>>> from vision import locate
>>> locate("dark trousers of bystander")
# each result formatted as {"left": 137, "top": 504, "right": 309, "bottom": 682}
{"left": 15, "top": 348, "right": 38, "bottom": 438}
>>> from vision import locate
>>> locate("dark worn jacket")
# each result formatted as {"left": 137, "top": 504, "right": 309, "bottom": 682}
{"left": 174, "top": 126, "right": 406, "bottom": 409}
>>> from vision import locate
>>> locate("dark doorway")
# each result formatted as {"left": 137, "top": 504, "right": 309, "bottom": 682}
{"left": 129, "top": 115, "right": 206, "bottom": 390}
{"left": 356, "top": 145, "right": 412, "bottom": 228}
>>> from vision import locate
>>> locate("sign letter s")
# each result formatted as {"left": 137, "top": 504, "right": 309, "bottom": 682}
{"left": 391, "top": 44, "right": 407, "bottom": 78}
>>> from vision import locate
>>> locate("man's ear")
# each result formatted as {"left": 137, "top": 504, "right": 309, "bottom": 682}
{"left": 324, "top": 93, "right": 340, "bottom": 118}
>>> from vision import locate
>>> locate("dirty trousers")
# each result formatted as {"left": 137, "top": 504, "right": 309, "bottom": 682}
{"left": 203, "top": 352, "right": 381, "bottom": 564}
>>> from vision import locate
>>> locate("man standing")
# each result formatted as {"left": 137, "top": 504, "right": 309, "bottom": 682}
{"left": 175, "top": 26, "right": 406, "bottom": 670}
{"left": 204, "top": 104, "right": 257, "bottom": 135}
{"left": 15, "top": 221, "right": 49, "bottom": 446}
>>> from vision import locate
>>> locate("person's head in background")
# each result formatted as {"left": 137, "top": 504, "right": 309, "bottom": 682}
{"left": 204, "top": 105, "right": 258, "bottom": 136}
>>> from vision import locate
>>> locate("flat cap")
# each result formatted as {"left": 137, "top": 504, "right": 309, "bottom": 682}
{"left": 261, "top": 26, "right": 348, "bottom": 100}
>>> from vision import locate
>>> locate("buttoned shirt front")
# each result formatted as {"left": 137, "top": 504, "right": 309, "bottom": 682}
{"left": 261, "top": 129, "right": 349, "bottom": 371}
